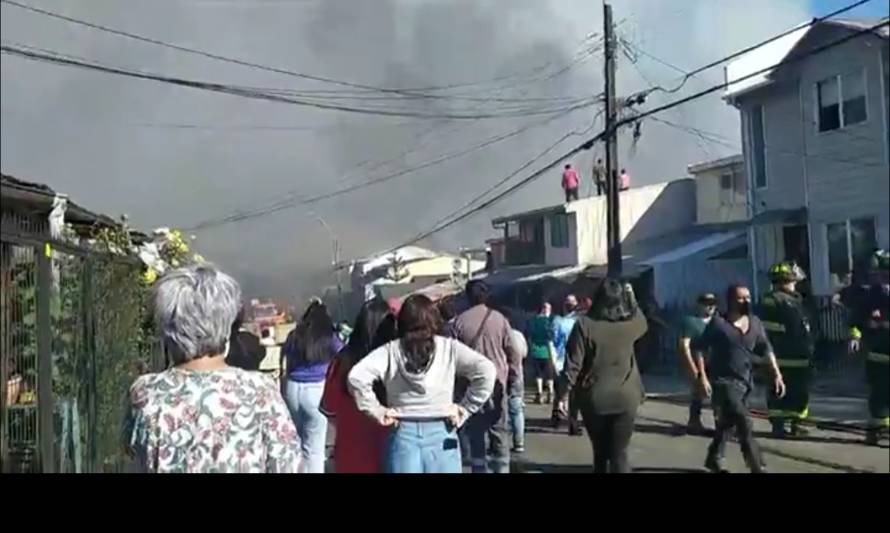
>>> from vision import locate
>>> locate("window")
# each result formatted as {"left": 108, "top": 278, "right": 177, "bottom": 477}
{"left": 817, "top": 77, "right": 841, "bottom": 132}
{"left": 828, "top": 218, "right": 876, "bottom": 279}
{"left": 817, "top": 70, "right": 867, "bottom": 133}
{"left": 842, "top": 70, "right": 867, "bottom": 126}
{"left": 719, "top": 170, "right": 745, "bottom": 205}
{"left": 720, "top": 173, "right": 734, "bottom": 205}
{"left": 550, "top": 214, "right": 570, "bottom": 248}
{"left": 849, "top": 218, "right": 876, "bottom": 270}
{"left": 750, "top": 105, "right": 767, "bottom": 189}
{"left": 827, "top": 222, "right": 850, "bottom": 276}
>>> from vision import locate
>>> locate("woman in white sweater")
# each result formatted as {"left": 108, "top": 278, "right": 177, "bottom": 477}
{"left": 348, "top": 295, "right": 496, "bottom": 474}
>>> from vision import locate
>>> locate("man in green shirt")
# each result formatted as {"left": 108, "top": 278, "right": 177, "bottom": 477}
{"left": 678, "top": 293, "right": 717, "bottom": 434}
{"left": 527, "top": 302, "right": 556, "bottom": 404}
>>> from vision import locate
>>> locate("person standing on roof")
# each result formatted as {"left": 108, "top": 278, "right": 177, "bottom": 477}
{"left": 619, "top": 168, "right": 631, "bottom": 191}
{"left": 562, "top": 164, "right": 580, "bottom": 203}
{"left": 592, "top": 158, "right": 607, "bottom": 197}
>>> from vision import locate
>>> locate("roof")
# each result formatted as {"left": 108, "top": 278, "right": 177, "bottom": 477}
{"left": 491, "top": 204, "right": 566, "bottom": 226}
{"left": 1, "top": 173, "right": 118, "bottom": 227}
{"left": 687, "top": 154, "right": 744, "bottom": 175}
{"left": 482, "top": 262, "right": 648, "bottom": 289}
{"left": 491, "top": 179, "right": 689, "bottom": 226}
{"left": 639, "top": 231, "right": 744, "bottom": 265}
{"left": 725, "top": 17, "right": 888, "bottom": 100}
{"left": 356, "top": 246, "right": 441, "bottom": 275}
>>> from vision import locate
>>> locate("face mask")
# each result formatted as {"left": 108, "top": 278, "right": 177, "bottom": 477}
{"left": 736, "top": 301, "right": 751, "bottom": 316}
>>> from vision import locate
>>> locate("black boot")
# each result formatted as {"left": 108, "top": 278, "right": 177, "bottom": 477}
{"left": 704, "top": 455, "right": 729, "bottom": 473}
{"left": 770, "top": 420, "right": 789, "bottom": 439}
{"left": 790, "top": 421, "right": 810, "bottom": 438}
{"left": 865, "top": 429, "right": 879, "bottom": 446}
{"left": 687, "top": 417, "right": 707, "bottom": 436}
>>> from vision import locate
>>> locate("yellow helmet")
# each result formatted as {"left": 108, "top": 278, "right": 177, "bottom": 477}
{"left": 769, "top": 261, "right": 806, "bottom": 283}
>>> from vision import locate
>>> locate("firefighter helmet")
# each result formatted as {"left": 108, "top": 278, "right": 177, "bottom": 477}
{"left": 870, "top": 249, "right": 889, "bottom": 273}
{"left": 769, "top": 261, "right": 807, "bottom": 283}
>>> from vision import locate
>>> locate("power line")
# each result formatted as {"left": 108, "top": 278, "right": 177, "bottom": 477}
{"left": 420, "top": 114, "right": 604, "bottom": 236}
{"left": 185, "top": 110, "right": 578, "bottom": 231}
{"left": 374, "top": 19, "right": 890, "bottom": 248}
{"left": 652, "top": 116, "right": 888, "bottom": 171}
{"left": 623, "top": 0, "right": 877, "bottom": 97}
{"left": 381, "top": 132, "right": 605, "bottom": 255}
{"left": 615, "top": 20, "right": 889, "bottom": 129}
{"left": 1, "top": 43, "right": 600, "bottom": 119}
{"left": 0, "top": 0, "right": 600, "bottom": 101}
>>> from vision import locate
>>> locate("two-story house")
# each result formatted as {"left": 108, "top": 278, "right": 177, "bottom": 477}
{"left": 725, "top": 18, "right": 889, "bottom": 297}
{"left": 688, "top": 154, "right": 749, "bottom": 225}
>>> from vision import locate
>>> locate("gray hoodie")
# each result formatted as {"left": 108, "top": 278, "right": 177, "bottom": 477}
{"left": 347, "top": 336, "right": 496, "bottom": 425}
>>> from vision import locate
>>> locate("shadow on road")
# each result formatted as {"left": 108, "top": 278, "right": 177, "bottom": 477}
{"left": 514, "top": 461, "right": 705, "bottom": 474}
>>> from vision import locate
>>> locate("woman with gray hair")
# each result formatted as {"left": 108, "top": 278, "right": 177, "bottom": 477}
{"left": 123, "top": 264, "right": 300, "bottom": 473}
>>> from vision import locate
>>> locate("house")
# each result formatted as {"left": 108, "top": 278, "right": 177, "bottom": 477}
{"left": 341, "top": 245, "right": 486, "bottom": 315}
{"left": 483, "top": 176, "right": 752, "bottom": 312}
{"left": 688, "top": 154, "right": 748, "bottom": 225}
{"left": 1, "top": 173, "right": 152, "bottom": 473}
{"left": 724, "top": 18, "right": 889, "bottom": 297}
{"left": 490, "top": 179, "right": 697, "bottom": 268}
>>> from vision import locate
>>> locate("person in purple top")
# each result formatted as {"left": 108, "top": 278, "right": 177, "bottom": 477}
{"left": 282, "top": 300, "right": 344, "bottom": 473}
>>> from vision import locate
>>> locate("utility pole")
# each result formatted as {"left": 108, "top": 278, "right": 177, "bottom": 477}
{"left": 603, "top": 2, "right": 622, "bottom": 277}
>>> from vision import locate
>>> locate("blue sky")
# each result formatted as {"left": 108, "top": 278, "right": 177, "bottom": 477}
{"left": 811, "top": 0, "right": 889, "bottom": 18}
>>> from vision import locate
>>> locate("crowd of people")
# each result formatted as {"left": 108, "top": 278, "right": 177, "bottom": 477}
{"left": 121, "top": 247, "right": 888, "bottom": 474}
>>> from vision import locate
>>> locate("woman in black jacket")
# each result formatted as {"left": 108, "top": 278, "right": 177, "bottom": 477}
{"left": 561, "top": 278, "right": 649, "bottom": 473}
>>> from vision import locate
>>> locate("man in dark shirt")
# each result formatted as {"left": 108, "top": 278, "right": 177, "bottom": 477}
{"left": 592, "top": 158, "right": 606, "bottom": 197}
{"left": 692, "top": 284, "right": 786, "bottom": 473}
{"left": 452, "top": 280, "right": 521, "bottom": 474}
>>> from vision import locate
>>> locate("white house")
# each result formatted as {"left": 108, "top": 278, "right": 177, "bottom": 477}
{"left": 724, "top": 17, "right": 889, "bottom": 296}
{"left": 688, "top": 154, "right": 749, "bottom": 226}
{"left": 490, "top": 179, "right": 697, "bottom": 268}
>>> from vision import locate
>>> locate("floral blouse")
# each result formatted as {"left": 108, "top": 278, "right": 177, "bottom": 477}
{"left": 123, "top": 367, "right": 300, "bottom": 473}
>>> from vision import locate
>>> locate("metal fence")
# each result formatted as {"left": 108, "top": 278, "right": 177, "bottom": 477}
{"left": 1, "top": 210, "right": 157, "bottom": 473}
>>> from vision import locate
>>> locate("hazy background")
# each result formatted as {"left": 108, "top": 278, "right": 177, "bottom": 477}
{"left": 2, "top": 0, "right": 886, "bottom": 302}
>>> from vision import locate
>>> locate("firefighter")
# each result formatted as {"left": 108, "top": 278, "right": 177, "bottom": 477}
{"left": 759, "top": 261, "right": 815, "bottom": 438}
{"left": 848, "top": 249, "right": 890, "bottom": 446}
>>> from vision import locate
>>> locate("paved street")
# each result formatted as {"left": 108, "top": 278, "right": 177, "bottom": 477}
{"left": 513, "top": 399, "right": 889, "bottom": 474}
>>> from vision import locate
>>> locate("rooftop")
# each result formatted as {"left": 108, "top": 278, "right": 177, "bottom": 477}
{"left": 725, "top": 17, "right": 888, "bottom": 100}
{"left": 687, "top": 154, "right": 744, "bottom": 175}
{"left": 491, "top": 179, "right": 690, "bottom": 226}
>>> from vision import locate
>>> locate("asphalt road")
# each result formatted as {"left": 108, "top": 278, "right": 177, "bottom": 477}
{"left": 512, "top": 399, "right": 889, "bottom": 474}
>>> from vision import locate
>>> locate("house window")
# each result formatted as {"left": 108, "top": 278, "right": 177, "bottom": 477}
{"left": 720, "top": 173, "right": 734, "bottom": 205}
{"left": 827, "top": 218, "right": 876, "bottom": 279}
{"left": 550, "top": 214, "right": 570, "bottom": 248}
{"left": 750, "top": 105, "right": 767, "bottom": 189}
{"left": 719, "top": 170, "right": 745, "bottom": 205}
{"left": 817, "top": 70, "right": 867, "bottom": 133}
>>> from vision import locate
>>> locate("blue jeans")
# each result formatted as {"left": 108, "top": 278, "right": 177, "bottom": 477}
{"left": 385, "top": 420, "right": 462, "bottom": 474}
{"left": 508, "top": 395, "right": 525, "bottom": 450}
{"left": 466, "top": 382, "right": 510, "bottom": 474}
{"left": 284, "top": 380, "right": 328, "bottom": 474}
